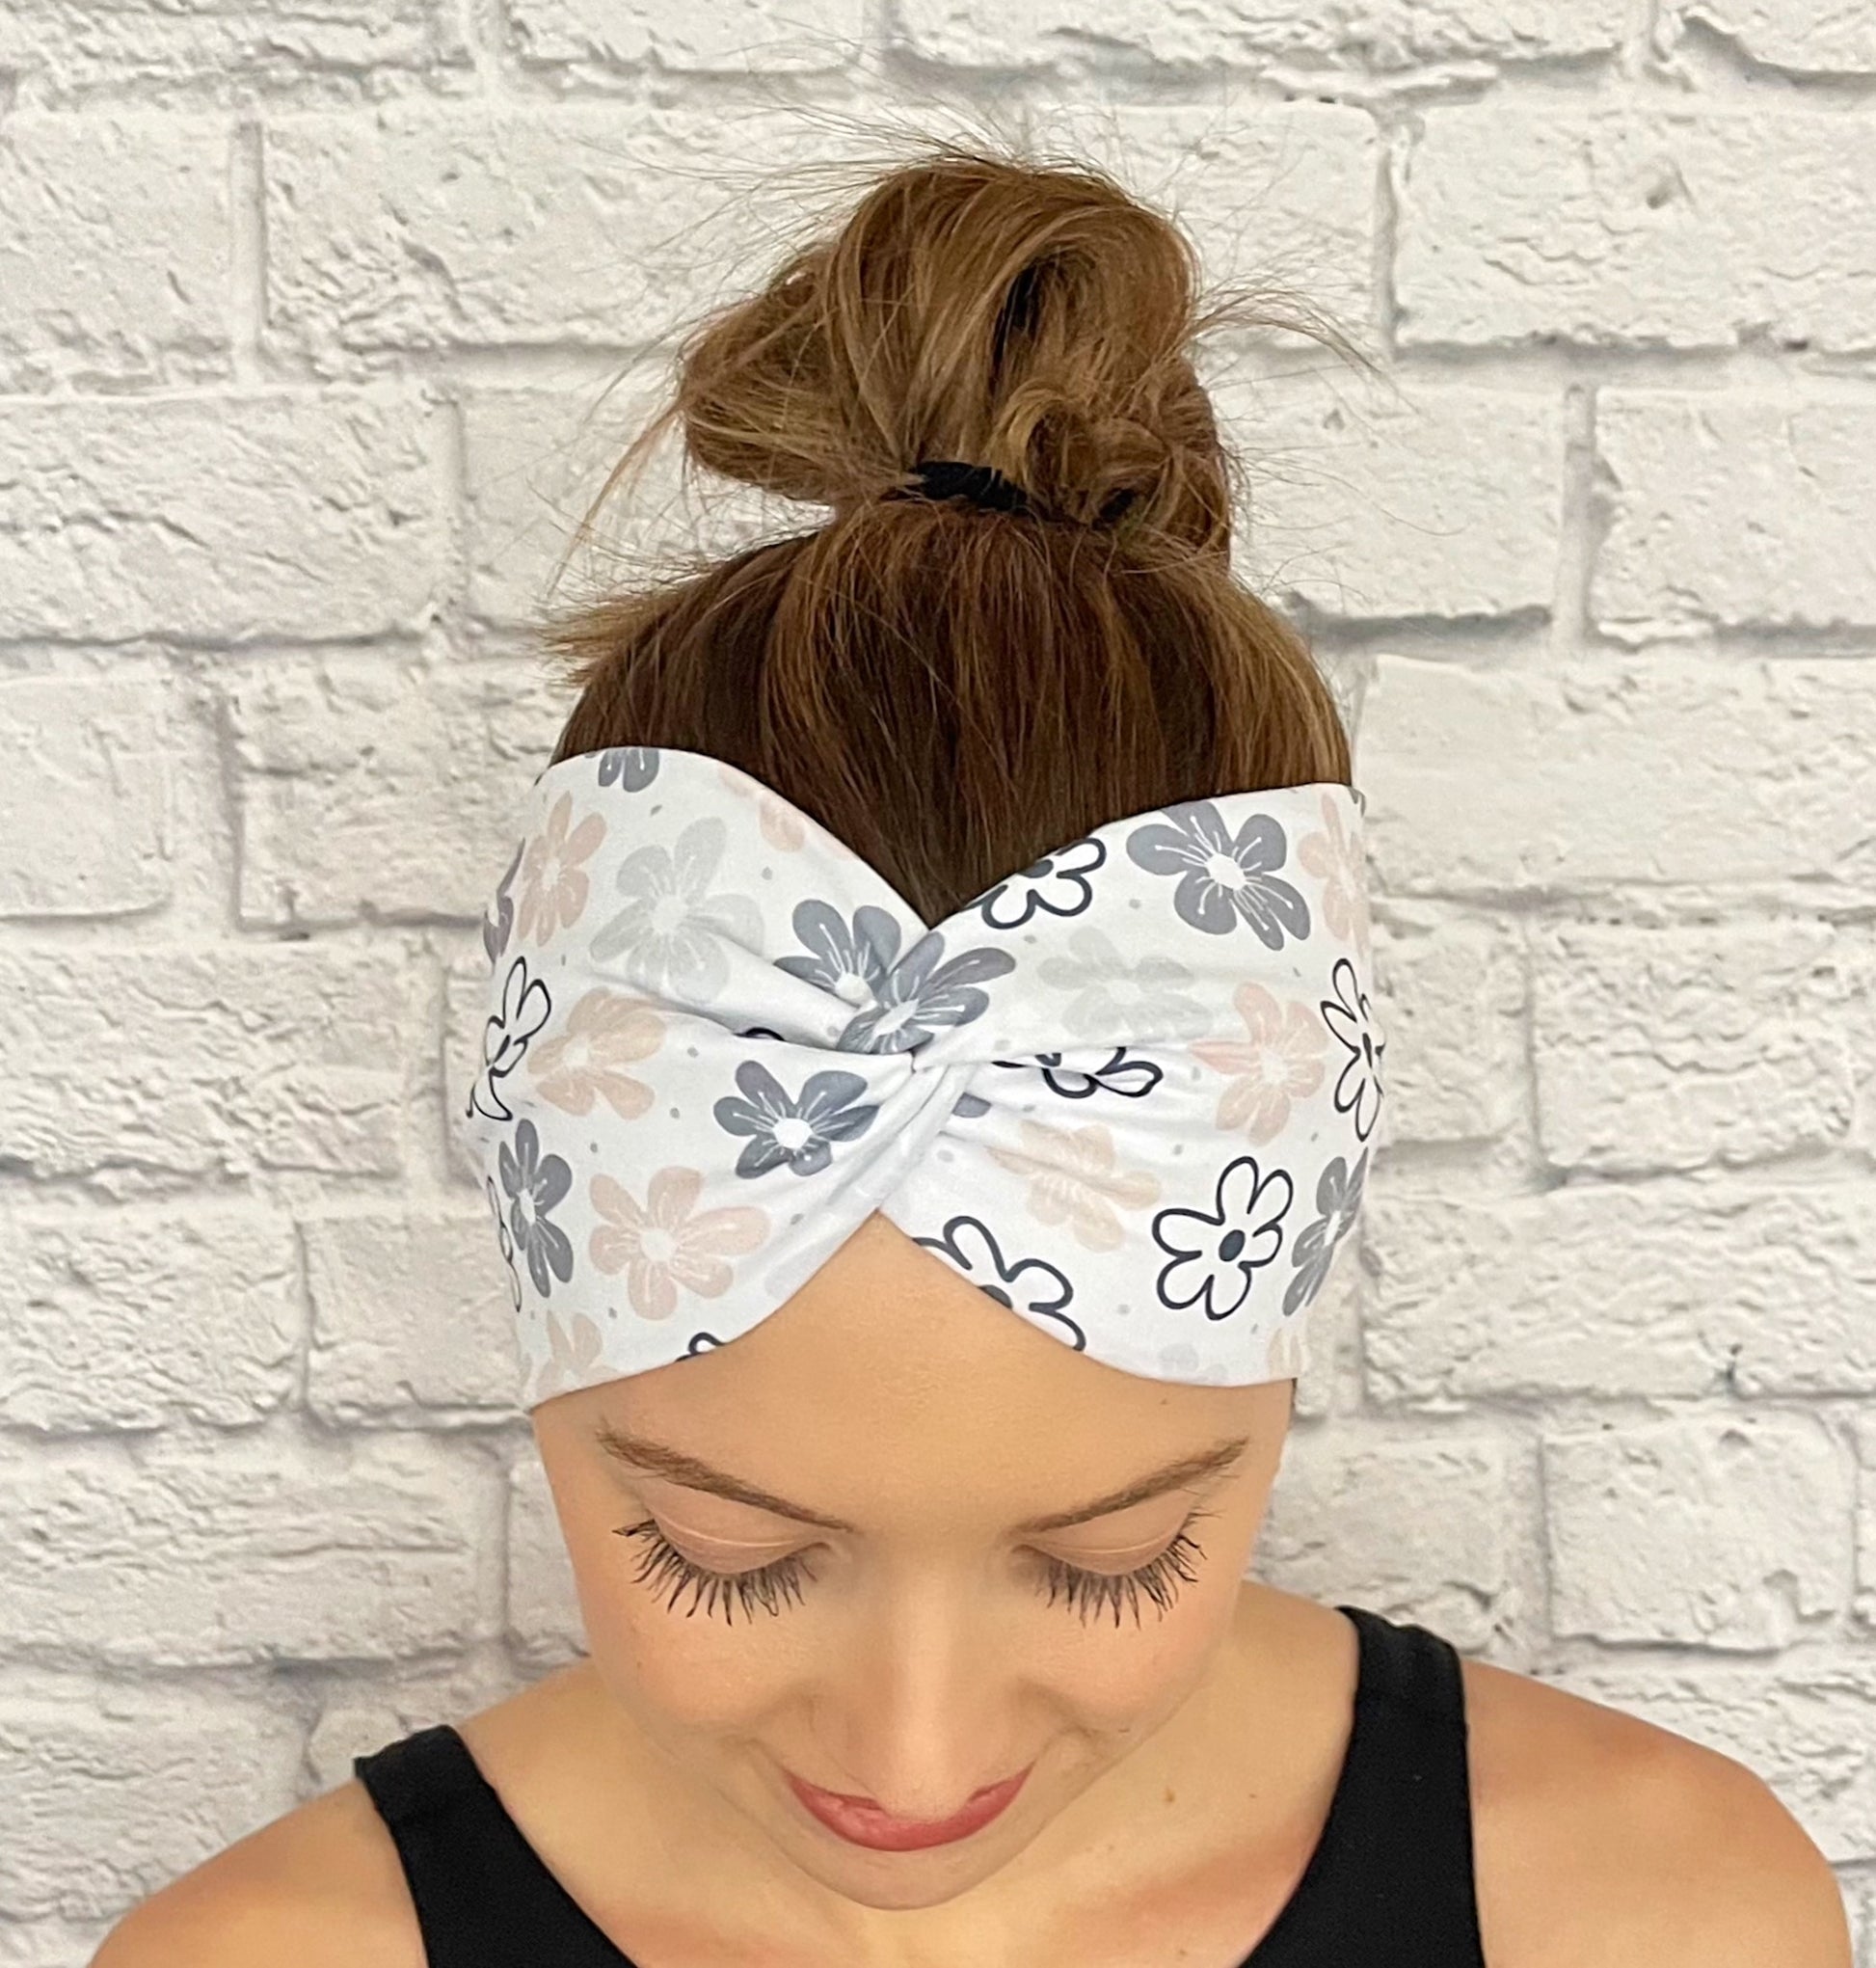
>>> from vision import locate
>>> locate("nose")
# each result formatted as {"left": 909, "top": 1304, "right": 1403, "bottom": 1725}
{"left": 813, "top": 1588, "right": 1020, "bottom": 1818}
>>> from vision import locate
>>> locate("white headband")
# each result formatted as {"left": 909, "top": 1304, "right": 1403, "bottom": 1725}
{"left": 465, "top": 746, "right": 1385, "bottom": 1409}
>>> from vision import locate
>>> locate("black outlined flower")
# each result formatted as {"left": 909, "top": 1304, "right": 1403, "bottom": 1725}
{"left": 912, "top": 1214, "right": 1085, "bottom": 1351}
{"left": 1321, "top": 957, "right": 1384, "bottom": 1142}
{"left": 971, "top": 837, "right": 1106, "bottom": 930}
{"left": 1152, "top": 1153, "right": 1294, "bottom": 1321}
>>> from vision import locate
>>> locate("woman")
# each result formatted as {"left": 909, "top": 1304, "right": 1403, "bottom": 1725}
{"left": 95, "top": 145, "right": 1848, "bottom": 1968}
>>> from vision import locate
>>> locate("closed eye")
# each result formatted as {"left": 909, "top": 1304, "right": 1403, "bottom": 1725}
{"left": 612, "top": 1508, "right": 1218, "bottom": 1630}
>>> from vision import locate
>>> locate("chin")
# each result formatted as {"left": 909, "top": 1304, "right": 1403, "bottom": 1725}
{"left": 776, "top": 1819, "right": 1038, "bottom": 1913}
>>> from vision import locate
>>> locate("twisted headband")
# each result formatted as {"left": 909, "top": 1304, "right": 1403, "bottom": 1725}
{"left": 466, "top": 747, "right": 1385, "bottom": 1409}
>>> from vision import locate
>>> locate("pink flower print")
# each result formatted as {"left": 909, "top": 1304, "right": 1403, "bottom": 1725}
{"left": 587, "top": 1166, "right": 769, "bottom": 1321}
{"left": 985, "top": 1119, "right": 1162, "bottom": 1253}
{"left": 714, "top": 761, "right": 810, "bottom": 850}
{"left": 756, "top": 795, "right": 807, "bottom": 851}
{"left": 1298, "top": 794, "right": 1372, "bottom": 964}
{"left": 1266, "top": 1321, "right": 1307, "bottom": 1385}
{"left": 530, "top": 989, "right": 665, "bottom": 1120}
{"left": 517, "top": 792, "right": 606, "bottom": 946}
{"left": 1192, "top": 983, "right": 1327, "bottom": 1145}
{"left": 533, "top": 1309, "right": 605, "bottom": 1404}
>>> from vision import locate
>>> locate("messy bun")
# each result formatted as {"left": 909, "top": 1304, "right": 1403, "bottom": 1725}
{"left": 544, "top": 139, "right": 1354, "bottom": 926}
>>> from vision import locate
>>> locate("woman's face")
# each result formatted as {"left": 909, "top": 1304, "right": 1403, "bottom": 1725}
{"left": 531, "top": 1212, "right": 1293, "bottom": 1917}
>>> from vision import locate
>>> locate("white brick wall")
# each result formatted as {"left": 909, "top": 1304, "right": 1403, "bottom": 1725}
{"left": 1, "top": 8, "right": 1872, "bottom": 1962}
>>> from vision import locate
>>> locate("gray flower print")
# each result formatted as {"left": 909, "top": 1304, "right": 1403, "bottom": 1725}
{"left": 497, "top": 1116, "right": 576, "bottom": 1298}
{"left": 913, "top": 1213, "right": 1085, "bottom": 1352}
{"left": 713, "top": 1062, "right": 880, "bottom": 1177}
{"left": 481, "top": 840, "right": 523, "bottom": 970}
{"left": 597, "top": 746, "right": 660, "bottom": 793}
{"left": 835, "top": 930, "right": 1017, "bottom": 1054}
{"left": 1283, "top": 1148, "right": 1367, "bottom": 1318}
{"left": 468, "top": 955, "right": 551, "bottom": 1123}
{"left": 971, "top": 837, "right": 1105, "bottom": 930}
{"left": 1126, "top": 800, "right": 1311, "bottom": 948}
{"left": 776, "top": 901, "right": 901, "bottom": 1008}
{"left": 484, "top": 1173, "right": 522, "bottom": 1312}
{"left": 1035, "top": 926, "right": 1209, "bottom": 1042}
{"left": 587, "top": 815, "right": 764, "bottom": 1001}
{"left": 1152, "top": 1153, "right": 1294, "bottom": 1321}
{"left": 1321, "top": 957, "right": 1383, "bottom": 1142}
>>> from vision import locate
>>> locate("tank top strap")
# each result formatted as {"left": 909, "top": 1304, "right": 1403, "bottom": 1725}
{"left": 354, "top": 1724, "right": 636, "bottom": 1967}
{"left": 1245, "top": 1603, "right": 1487, "bottom": 1966}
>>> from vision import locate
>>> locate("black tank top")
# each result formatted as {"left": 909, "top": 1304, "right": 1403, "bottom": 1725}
{"left": 353, "top": 1602, "right": 1486, "bottom": 1966}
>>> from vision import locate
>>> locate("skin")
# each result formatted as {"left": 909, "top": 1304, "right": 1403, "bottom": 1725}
{"left": 93, "top": 1214, "right": 1855, "bottom": 1966}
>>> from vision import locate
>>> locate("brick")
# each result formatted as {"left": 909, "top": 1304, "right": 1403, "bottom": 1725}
{"left": 1595, "top": 392, "right": 1876, "bottom": 634}
{"left": 0, "top": 1914, "right": 111, "bottom": 1964}
{"left": 0, "top": 944, "right": 409, "bottom": 1186}
{"left": 1397, "top": 104, "right": 1876, "bottom": 351}
{"left": 0, "top": 0, "right": 460, "bottom": 96}
{"left": 266, "top": 104, "right": 868, "bottom": 360}
{"left": 0, "top": 1208, "right": 298, "bottom": 1432}
{"left": 1860, "top": 1416, "right": 1876, "bottom": 1635}
{"left": 442, "top": 944, "right": 492, "bottom": 1185}
{"left": 0, "top": 1432, "right": 494, "bottom": 1665}
{"left": 511, "top": 0, "right": 864, "bottom": 68}
{"left": 0, "top": 1687, "right": 302, "bottom": 1922}
{"left": 1367, "top": 912, "right": 1524, "bottom": 1145}
{"left": 896, "top": 0, "right": 1626, "bottom": 67}
{"left": 507, "top": 1453, "right": 586, "bottom": 1664}
{"left": 1543, "top": 1414, "right": 1849, "bottom": 1649}
{"left": 1060, "top": 102, "right": 1379, "bottom": 335}
{"left": 1669, "top": 1, "right": 1876, "bottom": 72}
{"left": 1364, "top": 1179, "right": 1876, "bottom": 1403}
{"left": 267, "top": 102, "right": 1378, "bottom": 359}
{"left": 306, "top": 1207, "right": 524, "bottom": 1421}
{"left": 1532, "top": 918, "right": 1858, "bottom": 1173}
{"left": 461, "top": 383, "right": 786, "bottom": 628}
{"left": 1256, "top": 1432, "right": 1512, "bottom": 1650}
{"left": 0, "top": 115, "right": 227, "bottom": 390}
{"left": 1224, "top": 379, "right": 1566, "bottom": 620}
{"left": 1357, "top": 653, "right": 1876, "bottom": 897}
{"left": 1291, "top": 1248, "right": 1353, "bottom": 1419}
{"left": 0, "top": 392, "right": 443, "bottom": 643}
{"left": 304, "top": 1657, "right": 527, "bottom": 1792}
{"left": 1551, "top": 1661, "right": 1876, "bottom": 1865}
{"left": 0, "top": 679, "right": 170, "bottom": 918}
{"left": 227, "top": 659, "right": 566, "bottom": 927}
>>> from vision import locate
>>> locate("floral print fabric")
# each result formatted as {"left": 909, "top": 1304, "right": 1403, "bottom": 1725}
{"left": 466, "top": 746, "right": 1386, "bottom": 1408}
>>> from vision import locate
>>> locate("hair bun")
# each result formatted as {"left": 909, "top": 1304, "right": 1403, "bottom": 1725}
{"left": 668, "top": 148, "right": 1232, "bottom": 544}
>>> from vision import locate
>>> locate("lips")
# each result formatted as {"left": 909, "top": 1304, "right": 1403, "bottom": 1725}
{"left": 786, "top": 1763, "right": 1032, "bottom": 1851}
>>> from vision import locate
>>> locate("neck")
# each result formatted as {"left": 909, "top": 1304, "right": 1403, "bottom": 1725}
{"left": 501, "top": 1585, "right": 1355, "bottom": 1963}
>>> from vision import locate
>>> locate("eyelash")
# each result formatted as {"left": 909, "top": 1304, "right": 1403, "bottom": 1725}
{"left": 612, "top": 1509, "right": 1218, "bottom": 1630}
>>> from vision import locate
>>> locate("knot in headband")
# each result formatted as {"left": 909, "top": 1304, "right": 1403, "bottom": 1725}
{"left": 465, "top": 747, "right": 1386, "bottom": 1409}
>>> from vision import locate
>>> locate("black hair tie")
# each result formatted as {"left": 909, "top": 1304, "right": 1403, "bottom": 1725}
{"left": 889, "top": 458, "right": 1033, "bottom": 516}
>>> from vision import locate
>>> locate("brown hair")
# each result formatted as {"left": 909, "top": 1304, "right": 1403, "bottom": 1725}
{"left": 543, "top": 137, "right": 1354, "bottom": 927}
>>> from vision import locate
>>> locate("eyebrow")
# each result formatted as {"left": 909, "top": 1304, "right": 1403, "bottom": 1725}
{"left": 594, "top": 1424, "right": 1250, "bottom": 1536}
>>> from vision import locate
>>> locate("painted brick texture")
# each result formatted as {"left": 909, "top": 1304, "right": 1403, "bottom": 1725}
{"left": 1, "top": 8, "right": 1871, "bottom": 1964}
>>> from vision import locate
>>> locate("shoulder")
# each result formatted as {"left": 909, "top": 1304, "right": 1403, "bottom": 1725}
{"left": 88, "top": 1776, "right": 423, "bottom": 1968}
{"left": 1460, "top": 1656, "right": 1853, "bottom": 1968}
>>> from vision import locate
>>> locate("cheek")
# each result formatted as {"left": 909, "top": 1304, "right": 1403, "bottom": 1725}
{"left": 1021, "top": 1557, "right": 1243, "bottom": 1733}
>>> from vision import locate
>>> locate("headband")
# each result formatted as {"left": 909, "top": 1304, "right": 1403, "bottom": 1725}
{"left": 465, "top": 746, "right": 1385, "bottom": 1409}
